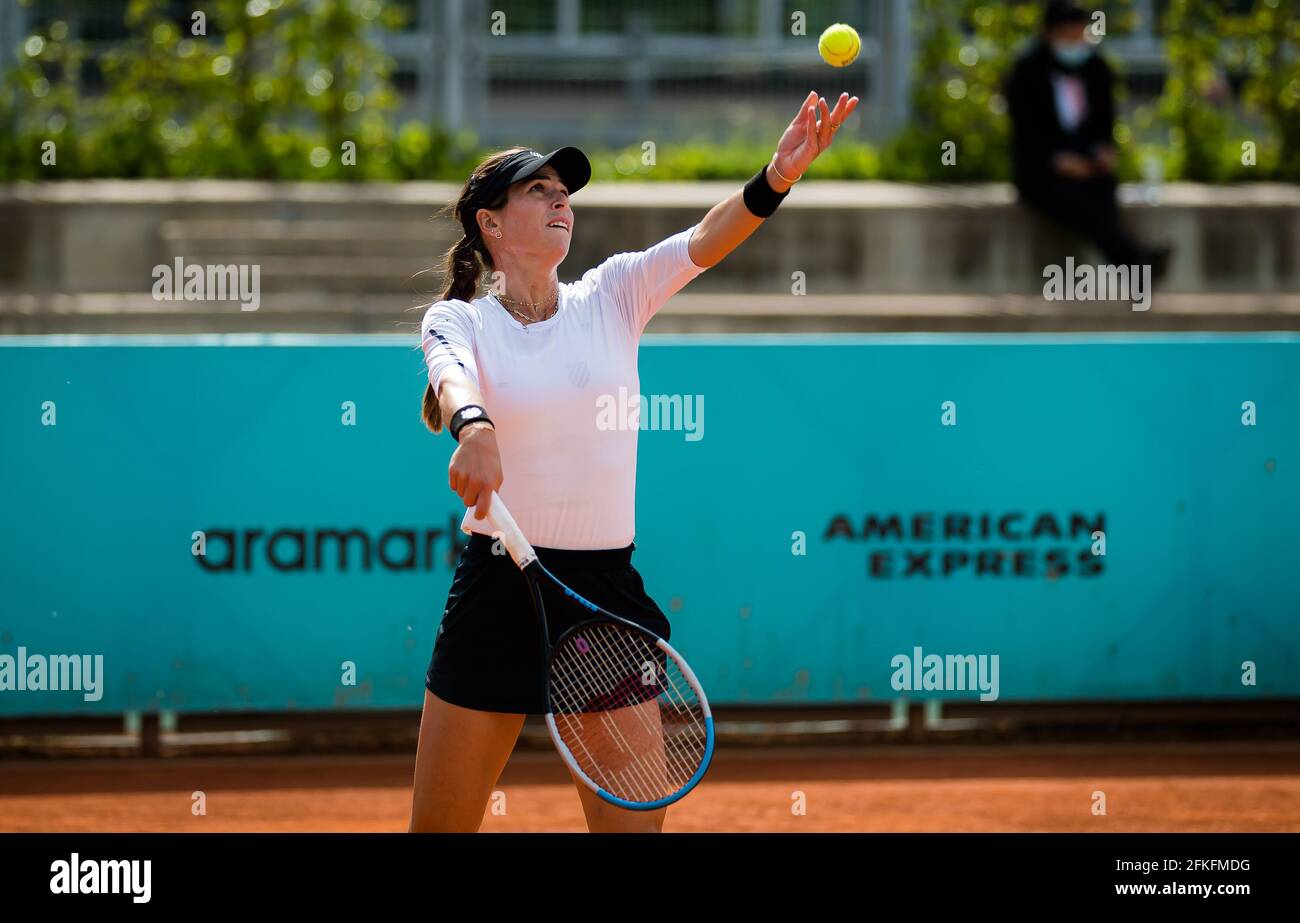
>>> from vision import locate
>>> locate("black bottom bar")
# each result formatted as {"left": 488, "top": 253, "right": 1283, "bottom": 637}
{"left": 0, "top": 833, "right": 1286, "bottom": 909}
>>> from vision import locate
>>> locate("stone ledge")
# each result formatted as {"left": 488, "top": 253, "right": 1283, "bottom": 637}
{"left": 4, "top": 181, "right": 1295, "bottom": 297}
{"left": 4, "top": 178, "right": 1299, "bottom": 209}
{"left": 2, "top": 292, "right": 1296, "bottom": 335}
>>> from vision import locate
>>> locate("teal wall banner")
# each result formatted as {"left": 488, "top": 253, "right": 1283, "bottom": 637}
{"left": 1, "top": 334, "right": 1296, "bottom": 716}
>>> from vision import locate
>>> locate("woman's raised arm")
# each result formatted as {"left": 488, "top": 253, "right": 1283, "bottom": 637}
{"left": 688, "top": 91, "right": 859, "bottom": 268}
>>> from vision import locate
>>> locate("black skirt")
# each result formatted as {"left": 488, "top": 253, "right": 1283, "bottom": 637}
{"left": 425, "top": 532, "right": 672, "bottom": 715}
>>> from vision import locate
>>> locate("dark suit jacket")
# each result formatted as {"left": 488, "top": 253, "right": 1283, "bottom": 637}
{"left": 1006, "top": 39, "right": 1116, "bottom": 193}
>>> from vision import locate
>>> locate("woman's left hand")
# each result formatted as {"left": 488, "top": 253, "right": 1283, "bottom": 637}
{"left": 771, "top": 91, "right": 860, "bottom": 182}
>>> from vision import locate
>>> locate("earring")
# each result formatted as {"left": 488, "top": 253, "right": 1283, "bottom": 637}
{"left": 493, "top": 229, "right": 502, "bottom": 238}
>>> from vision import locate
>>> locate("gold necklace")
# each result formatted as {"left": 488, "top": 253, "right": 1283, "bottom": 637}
{"left": 495, "top": 287, "right": 558, "bottom": 324}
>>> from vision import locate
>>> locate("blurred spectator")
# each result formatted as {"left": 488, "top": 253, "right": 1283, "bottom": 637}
{"left": 1007, "top": 0, "right": 1171, "bottom": 277}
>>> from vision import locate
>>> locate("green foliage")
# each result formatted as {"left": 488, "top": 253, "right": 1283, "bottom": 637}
{"left": 0, "top": 0, "right": 1295, "bottom": 183}
{"left": 0, "top": 15, "right": 89, "bottom": 179}
{"left": 1147, "top": 0, "right": 1299, "bottom": 181}
{"left": 1158, "top": 0, "right": 1239, "bottom": 180}
{"left": 0, "top": 0, "right": 480, "bottom": 181}
{"left": 590, "top": 139, "right": 880, "bottom": 182}
{"left": 1221, "top": 0, "right": 1300, "bottom": 180}
{"left": 881, "top": 0, "right": 1034, "bottom": 181}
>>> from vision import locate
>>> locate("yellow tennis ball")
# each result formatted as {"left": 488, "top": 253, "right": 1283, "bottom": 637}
{"left": 818, "top": 22, "right": 861, "bottom": 68}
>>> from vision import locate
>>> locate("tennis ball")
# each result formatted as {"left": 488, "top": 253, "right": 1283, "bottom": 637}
{"left": 818, "top": 23, "right": 861, "bottom": 68}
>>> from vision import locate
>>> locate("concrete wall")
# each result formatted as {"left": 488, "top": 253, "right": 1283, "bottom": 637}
{"left": 1, "top": 180, "right": 1297, "bottom": 334}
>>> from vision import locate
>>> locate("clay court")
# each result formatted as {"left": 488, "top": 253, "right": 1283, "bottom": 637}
{"left": 3, "top": 741, "right": 1298, "bottom": 833}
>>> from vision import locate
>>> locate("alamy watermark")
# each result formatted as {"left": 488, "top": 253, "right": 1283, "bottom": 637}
{"left": 596, "top": 386, "right": 704, "bottom": 442}
{"left": 890, "top": 645, "right": 1000, "bottom": 701}
{"left": 152, "top": 258, "right": 261, "bottom": 311}
{"left": 0, "top": 645, "right": 103, "bottom": 701}
{"left": 50, "top": 853, "right": 151, "bottom": 903}
{"left": 1043, "top": 257, "right": 1151, "bottom": 311}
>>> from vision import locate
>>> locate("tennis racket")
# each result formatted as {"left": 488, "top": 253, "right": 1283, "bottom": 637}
{"left": 481, "top": 491, "right": 715, "bottom": 811}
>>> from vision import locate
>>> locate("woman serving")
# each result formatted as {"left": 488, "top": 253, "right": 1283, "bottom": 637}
{"left": 411, "top": 91, "right": 858, "bottom": 833}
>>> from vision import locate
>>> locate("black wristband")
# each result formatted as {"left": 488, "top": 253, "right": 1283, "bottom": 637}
{"left": 449, "top": 404, "right": 493, "bottom": 441}
{"left": 742, "top": 164, "right": 789, "bottom": 218}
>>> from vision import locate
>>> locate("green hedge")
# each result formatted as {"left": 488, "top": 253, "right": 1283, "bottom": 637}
{"left": 1, "top": 0, "right": 1296, "bottom": 183}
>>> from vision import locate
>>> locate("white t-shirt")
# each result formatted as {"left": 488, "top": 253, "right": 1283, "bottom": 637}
{"left": 421, "top": 224, "right": 707, "bottom": 550}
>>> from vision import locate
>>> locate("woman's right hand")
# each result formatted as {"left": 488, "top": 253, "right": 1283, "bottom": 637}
{"left": 448, "top": 423, "right": 503, "bottom": 520}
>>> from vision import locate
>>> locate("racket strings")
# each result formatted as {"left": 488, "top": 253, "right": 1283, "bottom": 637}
{"left": 571, "top": 627, "right": 701, "bottom": 785}
{"left": 562, "top": 623, "right": 704, "bottom": 774}
{"left": 550, "top": 633, "right": 678, "bottom": 801}
{"left": 549, "top": 622, "right": 707, "bottom": 804}
{"left": 550, "top": 658, "right": 664, "bottom": 800}
{"left": 551, "top": 658, "right": 699, "bottom": 804}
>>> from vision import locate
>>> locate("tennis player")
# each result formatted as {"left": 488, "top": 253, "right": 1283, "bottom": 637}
{"left": 410, "top": 91, "right": 859, "bottom": 833}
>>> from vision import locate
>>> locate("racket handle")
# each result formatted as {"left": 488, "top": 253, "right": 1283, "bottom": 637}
{"left": 485, "top": 491, "right": 537, "bottom": 569}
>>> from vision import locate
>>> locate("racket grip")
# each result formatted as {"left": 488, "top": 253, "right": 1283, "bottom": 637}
{"left": 485, "top": 491, "right": 537, "bottom": 569}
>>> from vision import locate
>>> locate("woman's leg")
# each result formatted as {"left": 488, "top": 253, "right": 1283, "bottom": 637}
{"left": 572, "top": 775, "right": 668, "bottom": 832}
{"left": 409, "top": 689, "right": 526, "bottom": 832}
{"left": 565, "top": 700, "right": 670, "bottom": 832}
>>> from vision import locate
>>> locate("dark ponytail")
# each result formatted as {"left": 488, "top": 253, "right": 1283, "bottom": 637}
{"left": 421, "top": 147, "right": 526, "bottom": 433}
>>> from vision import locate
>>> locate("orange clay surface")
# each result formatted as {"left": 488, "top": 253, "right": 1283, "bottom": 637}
{"left": 2, "top": 741, "right": 1298, "bottom": 833}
